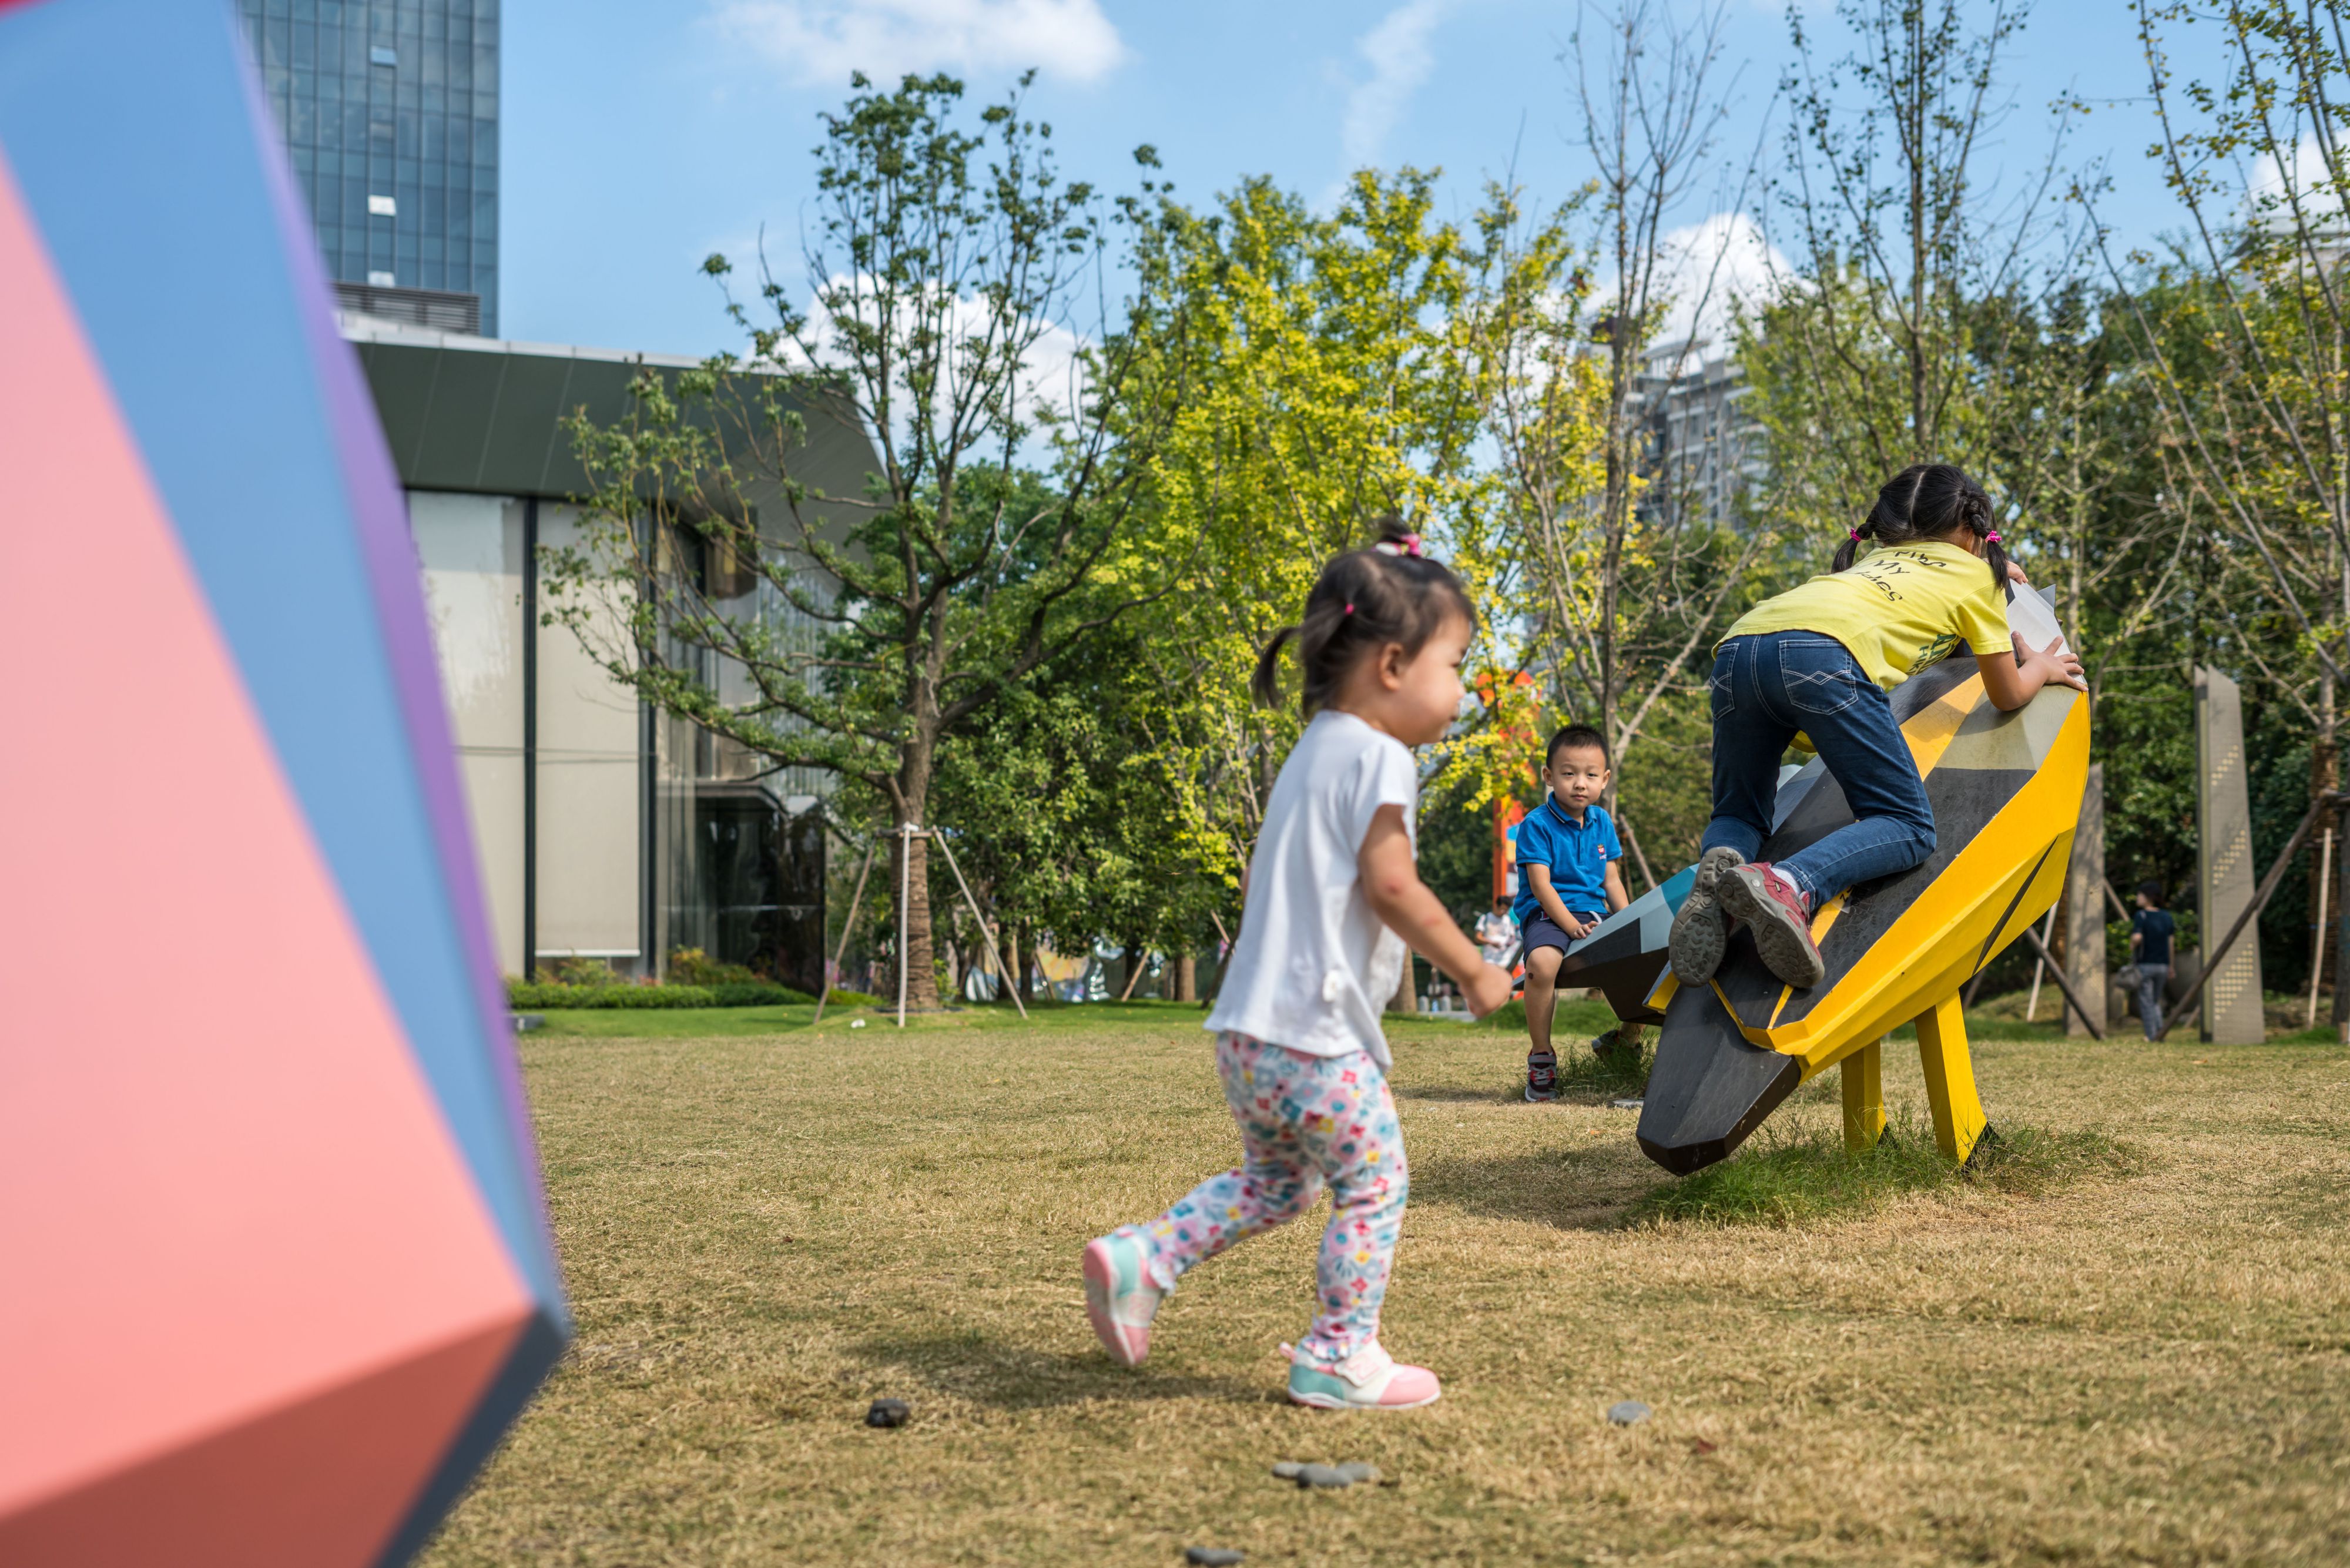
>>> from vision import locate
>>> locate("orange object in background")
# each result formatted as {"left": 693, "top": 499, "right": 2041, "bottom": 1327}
{"left": 1494, "top": 798, "right": 1528, "bottom": 904}
{"left": 1477, "top": 669, "right": 1540, "bottom": 904}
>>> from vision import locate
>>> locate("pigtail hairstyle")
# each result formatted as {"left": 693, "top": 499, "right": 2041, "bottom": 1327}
{"left": 1251, "top": 514, "right": 1479, "bottom": 714}
{"left": 1833, "top": 463, "right": 2012, "bottom": 602}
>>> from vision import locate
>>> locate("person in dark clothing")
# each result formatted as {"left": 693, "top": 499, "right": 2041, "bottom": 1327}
{"left": 2130, "top": 881, "right": 2177, "bottom": 1041}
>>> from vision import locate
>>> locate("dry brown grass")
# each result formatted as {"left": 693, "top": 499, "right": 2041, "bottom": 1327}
{"left": 423, "top": 1004, "right": 2350, "bottom": 1566}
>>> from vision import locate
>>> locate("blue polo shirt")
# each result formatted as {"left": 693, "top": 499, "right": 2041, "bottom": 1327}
{"left": 1511, "top": 797, "right": 1622, "bottom": 924}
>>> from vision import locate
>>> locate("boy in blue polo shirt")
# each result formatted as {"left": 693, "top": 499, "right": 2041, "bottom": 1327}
{"left": 1516, "top": 724, "right": 1629, "bottom": 1101}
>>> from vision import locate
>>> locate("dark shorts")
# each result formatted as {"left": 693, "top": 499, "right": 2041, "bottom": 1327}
{"left": 1521, "top": 910, "right": 1605, "bottom": 956}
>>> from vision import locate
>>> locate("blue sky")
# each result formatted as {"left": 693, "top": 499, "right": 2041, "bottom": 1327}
{"left": 501, "top": 0, "right": 2180, "bottom": 355}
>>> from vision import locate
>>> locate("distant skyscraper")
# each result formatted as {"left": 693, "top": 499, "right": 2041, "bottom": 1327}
{"left": 238, "top": 0, "right": 499, "bottom": 336}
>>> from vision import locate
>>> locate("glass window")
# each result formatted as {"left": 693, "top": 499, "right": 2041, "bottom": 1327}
{"left": 408, "top": 492, "right": 529, "bottom": 975}
{"left": 535, "top": 505, "right": 643, "bottom": 963}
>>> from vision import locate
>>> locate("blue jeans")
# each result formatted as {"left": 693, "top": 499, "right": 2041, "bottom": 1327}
{"left": 2136, "top": 963, "right": 2170, "bottom": 1040}
{"left": 1700, "top": 632, "right": 1936, "bottom": 904}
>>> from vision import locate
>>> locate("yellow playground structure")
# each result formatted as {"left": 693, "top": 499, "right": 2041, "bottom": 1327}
{"left": 1551, "top": 589, "right": 2090, "bottom": 1174}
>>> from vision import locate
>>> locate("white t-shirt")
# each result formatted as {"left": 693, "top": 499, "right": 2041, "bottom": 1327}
{"left": 1475, "top": 910, "right": 1516, "bottom": 964}
{"left": 1205, "top": 709, "right": 1417, "bottom": 1066}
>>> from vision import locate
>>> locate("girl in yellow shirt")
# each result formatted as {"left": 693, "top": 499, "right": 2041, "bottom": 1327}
{"left": 1668, "top": 464, "right": 2085, "bottom": 990}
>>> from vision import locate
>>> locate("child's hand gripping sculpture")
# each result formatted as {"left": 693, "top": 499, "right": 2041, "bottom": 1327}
{"left": 1668, "top": 463, "right": 2087, "bottom": 994}
{"left": 1081, "top": 520, "right": 1503, "bottom": 1412}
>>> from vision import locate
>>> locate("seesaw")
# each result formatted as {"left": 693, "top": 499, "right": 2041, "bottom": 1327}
{"left": 1544, "top": 588, "right": 2088, "bottom": 1174}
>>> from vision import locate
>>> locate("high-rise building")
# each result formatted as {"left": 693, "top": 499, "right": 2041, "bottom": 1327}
{"left": 237, "top": 0, "right": 499, "bottom": 335}
{"left": 1633, "top": 339, "right": 1764, "bottom": 530}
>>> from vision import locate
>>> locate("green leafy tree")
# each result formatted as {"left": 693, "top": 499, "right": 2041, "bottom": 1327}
{"left": 1121, "top": 170, "right": 1500, "bottom": 940}
{"left": 546, "top": 73, "right": 1187, "bottom": 1010}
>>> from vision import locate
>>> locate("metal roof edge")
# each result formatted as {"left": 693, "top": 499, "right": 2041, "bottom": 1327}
{"left": 336, "top": 311, "right": 712, "bottom": 369}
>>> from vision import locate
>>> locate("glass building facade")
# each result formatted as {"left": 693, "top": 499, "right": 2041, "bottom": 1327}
{"left": 238, "top": 0, "right": 499, "bottom": 334}
{"left": 350, "top": 324, "right": 869, "bottom": 988}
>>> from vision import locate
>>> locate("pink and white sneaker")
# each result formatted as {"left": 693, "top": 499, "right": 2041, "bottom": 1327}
{"left": 1081, "top": 1231, "right": 1163, "bottom": 1367}
{"left": 1717, "top": 860, "right": 1826, "bottom": 989}
{"left": 1285, "top": 1342, "right": 1442, "bottom": 1410}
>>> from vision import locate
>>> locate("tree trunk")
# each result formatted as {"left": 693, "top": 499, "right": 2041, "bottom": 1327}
{"left": 1388, "top": 951, "right": 1417, "bottom": 1014}
{"left": 888, "top": 823, "right": 941, "bottom": 1012}
{"left": 1172, "top": 951, "right": 1196, "bottom": 1003}
{"left": 1121, "top": 941, "right": 1144, "bottom": 999}
{"left": 1013, "top": 922, "right": 1034, "bottom": 1003}
{"left": 2335, "top": 796, "right": 2350, "bottom": 1030}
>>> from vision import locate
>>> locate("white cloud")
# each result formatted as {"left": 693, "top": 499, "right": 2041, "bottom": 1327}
{"left": 777, "top": 274, "right": 1094, "bottom": 445}
{"left": 715, "top": 0, "right": 1127, "bottom": 89}
{"left": 1640, "top": 212, "right": 1794, "bottom": 357}
{"left": 2250, "top": 131, "right": 2348, "bottom": 232}
{"left": 1338, "top": 0, "right": 1454, "bottom": 173}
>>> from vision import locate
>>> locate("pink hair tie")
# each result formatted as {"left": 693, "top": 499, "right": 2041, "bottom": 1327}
{"left": 1848, "top": 529, "right": 1860, "bottom": 541}
{"left": 1343, "top": 602, "right": 1355, "bottom": 615}
{"left": 1374, "top": 532, "right": 1425, "bottom": 559}
{"left": 1986, "top": 530, "right": 2002, "bottom": 544}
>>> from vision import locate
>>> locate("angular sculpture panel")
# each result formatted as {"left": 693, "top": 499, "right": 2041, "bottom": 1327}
{"left": 1545, "top": 590, "right": 2088, "bottom": 1175}
{"left": 0, "top": 3, "right": 568, "bottom": 1563}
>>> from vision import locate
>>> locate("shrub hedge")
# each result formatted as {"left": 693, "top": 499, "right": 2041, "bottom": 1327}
{"left": 508, "top": 980, "right": 816, "bottom": 1010}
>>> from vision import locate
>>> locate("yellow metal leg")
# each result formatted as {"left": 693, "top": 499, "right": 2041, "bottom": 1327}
{"left": 1840, "top": 1040, "right": 1886, "bottom": 1152}
{"left": 1914, "top": 993, "right": 1988, "bottom": 1165}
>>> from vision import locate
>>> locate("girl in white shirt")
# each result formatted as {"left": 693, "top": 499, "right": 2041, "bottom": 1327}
{"left": 1081, "top": 524, "right": 1513, "bottom": 1410}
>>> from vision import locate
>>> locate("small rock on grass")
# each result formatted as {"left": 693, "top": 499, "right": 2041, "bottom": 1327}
{"left": 1186, "top": 1550, "right": 1245, "bottom": 1566}
{"left": 864, "top": 1398, "right": 910, "bottom": 1428}
{"left": 1272, "top": 1459, "right": 1382, "bottom": 1488}
{"left": 1607, "top": 1401, "right": 1651, "bottom": 1426}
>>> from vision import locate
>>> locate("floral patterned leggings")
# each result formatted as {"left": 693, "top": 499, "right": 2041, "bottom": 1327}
{"left": 1119, "top": 1030, "right": 1409, "bottom": 1367}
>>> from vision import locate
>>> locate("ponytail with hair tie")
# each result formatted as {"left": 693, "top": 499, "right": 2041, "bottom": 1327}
{"left": 1249, "top": 514, "right": 1477, "bottom": 713}
{"left": 1832, "top": 463, "right": 2012, "bottom": 602}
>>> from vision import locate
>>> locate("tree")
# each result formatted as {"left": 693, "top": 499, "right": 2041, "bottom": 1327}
{"left": 1479, "top": 1, "right": 1771, "bottom": 876}
{"left": 1123, "top": 170, "right": 1503, "bottom": 937}
{"left": 547, "top": 73, "right": 1186, "bottom": 1009}
{"left": 1751, "top": 0, "right": 2082, "bottom": 516}
{"left": 2089, "top": 0, "right": 2350, "bottom": 1008}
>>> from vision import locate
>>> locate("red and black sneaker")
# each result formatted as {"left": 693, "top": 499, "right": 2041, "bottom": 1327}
{"left": 1524, "top": 1047, "right": 1558, "bottom": 1102}
{"left": 1717, "top": 862, "right": 1827, "bottom": 989}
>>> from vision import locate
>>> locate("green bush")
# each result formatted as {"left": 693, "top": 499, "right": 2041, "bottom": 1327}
{"left": 667, "top": 946, "right": 765, "bottom": 986}
{"left": 538, "top": 954, "right": 626, "bottom": 987}
{"left": 824, "top": 988, "right": 881, "bottom": 1007}
{"left": 507, "top": 979, "right": 814, "bottom": 1010}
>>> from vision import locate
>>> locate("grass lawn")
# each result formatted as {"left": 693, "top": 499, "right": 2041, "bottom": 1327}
{"left": 428, "top": 1003, "right": 2350, "bottom": 1566}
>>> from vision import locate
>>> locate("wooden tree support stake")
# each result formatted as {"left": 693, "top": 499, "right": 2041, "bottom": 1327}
{"left": 811, "top": 839, "right": 876, "bottom": 1028}
{"left": 2019, "top": 926, "right": 2103, "bottom": 1039}
{"left": 931, "top": 830, "right": 1028, "bottom": 1020}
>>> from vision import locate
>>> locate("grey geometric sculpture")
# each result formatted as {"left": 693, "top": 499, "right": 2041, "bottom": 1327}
{"left": 2066, "top": 763, "right": 2106, "bottom": 1037}
{"left": 2194, "top": 667, "right": 2265, "bottom": 1044}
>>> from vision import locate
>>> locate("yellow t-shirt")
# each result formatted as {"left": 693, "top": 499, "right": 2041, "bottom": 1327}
{"left": 1720, "top": 539, "right": 2011, "bottom": 691}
